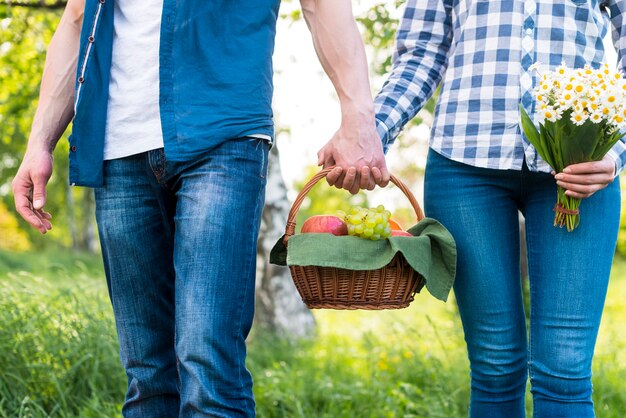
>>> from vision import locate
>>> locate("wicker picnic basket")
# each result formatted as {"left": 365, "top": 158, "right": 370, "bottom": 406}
{"left": 283, "top": 168, "right": 426, "bottom": 310}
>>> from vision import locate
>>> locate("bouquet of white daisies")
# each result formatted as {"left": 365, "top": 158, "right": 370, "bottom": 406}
{"left": 520, "top": 63, "right": 626, "bottom": 231}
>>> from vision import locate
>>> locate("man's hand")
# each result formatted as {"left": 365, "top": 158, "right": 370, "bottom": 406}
{"left": 300, "top": 0, "right": 390, "bottom": 193}
{"left": 317, "top": 112, "right": 389, "bottom": 195}
{"left": 12, "top": 149, "right": 54, "bottom": 234}
{"left": 554, "top": 154, "right": 616, "bottom": 199}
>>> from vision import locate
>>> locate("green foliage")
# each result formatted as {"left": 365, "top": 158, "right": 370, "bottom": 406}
{"left": 0, "top": 251, "right": 123, "bottom": 417}
{"left": 357, "top": 1, "right": 405, "bottom": 76}
{"left": 1, "top": 250, "right": 626, "bottom": 417}
{"left": 0, "top": 200, "right": 31, "bottom": 251}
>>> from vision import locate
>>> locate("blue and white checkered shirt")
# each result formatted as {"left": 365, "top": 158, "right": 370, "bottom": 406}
{"left": 375, "top": 0, "right": 626, "bottom": 174}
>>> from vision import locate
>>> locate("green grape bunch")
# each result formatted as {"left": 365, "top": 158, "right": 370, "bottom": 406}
{"left": 337, "top": 205, "right": 392, "bottom": 241}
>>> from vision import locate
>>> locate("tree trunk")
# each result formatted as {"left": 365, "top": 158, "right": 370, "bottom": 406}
{"left": 66, "top": 184, "right": 78, "bottom": 250}
{"left": 82, "top": 188, "right": 99, "bottom": 253}
{"left": 255, "top": 145, "right": 316, "bottom": 338}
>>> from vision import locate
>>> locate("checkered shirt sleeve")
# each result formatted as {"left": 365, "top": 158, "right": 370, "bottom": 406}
{"left": 374, "top": 0, "right": 453, "bottom": 153}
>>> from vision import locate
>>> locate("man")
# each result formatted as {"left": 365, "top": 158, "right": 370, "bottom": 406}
{"left": 12, "top": 0, "right": 388, "bottom": 416}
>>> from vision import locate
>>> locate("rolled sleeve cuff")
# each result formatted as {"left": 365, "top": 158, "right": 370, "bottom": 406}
{"left": 607, "top": 131, "right": 626, "bottom": 177}
{"left": 607, "top": 148, "right": 624, "bottom": 177}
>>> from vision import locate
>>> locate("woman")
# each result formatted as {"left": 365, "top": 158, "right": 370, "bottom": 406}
{"left": 374, "top": 1, "right": 624, "bottom": 416}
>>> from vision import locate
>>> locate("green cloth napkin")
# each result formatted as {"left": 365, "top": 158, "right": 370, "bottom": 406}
{"left": 270, "top": 217, "right": 457, "bottom": 302}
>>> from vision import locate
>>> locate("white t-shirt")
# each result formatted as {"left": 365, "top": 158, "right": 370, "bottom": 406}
{"left": 103, "top": 0, "right": 164, "bottom": 160}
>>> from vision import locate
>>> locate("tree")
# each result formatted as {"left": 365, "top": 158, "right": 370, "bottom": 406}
{"left": 255, "top": 145, "right": 317, "bottom": 338}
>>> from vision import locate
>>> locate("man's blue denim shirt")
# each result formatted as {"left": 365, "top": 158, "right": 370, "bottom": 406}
{"left": 70, "top": 0, "right": 280, "bottom": 187}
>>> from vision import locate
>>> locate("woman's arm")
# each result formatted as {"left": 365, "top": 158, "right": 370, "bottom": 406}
{"left": 374, "top": 0, "right": 453, "bottom": 151}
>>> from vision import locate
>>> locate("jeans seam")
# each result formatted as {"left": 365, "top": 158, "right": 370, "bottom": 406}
{"left": 526, "top": 224, "right": 535, "bottom": 389}
{"left": 235, "top": 184, "right": 263, "bottom": 415}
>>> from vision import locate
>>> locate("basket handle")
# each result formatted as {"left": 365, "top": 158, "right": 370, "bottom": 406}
{"left": 284, "top": 167, "right": 425, "bottom": 244}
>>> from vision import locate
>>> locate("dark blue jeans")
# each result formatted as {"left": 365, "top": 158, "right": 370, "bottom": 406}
{"left": 94, "top": 138, "right": 269, "bottom": 417}
{"left": 424, "top": 149, "right": 620, "bottom": 418}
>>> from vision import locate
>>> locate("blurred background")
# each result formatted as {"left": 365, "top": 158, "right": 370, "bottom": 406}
{"left": 1, "top": 1, "right": 624, "bottom": 417}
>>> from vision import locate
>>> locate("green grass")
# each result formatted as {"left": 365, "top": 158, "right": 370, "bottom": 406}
{"left": 1, "top": 250, "right": 625, "bottom": 417}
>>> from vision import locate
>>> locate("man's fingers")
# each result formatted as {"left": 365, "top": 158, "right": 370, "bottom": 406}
{"left": 32, "top": 174, "right": 49, "bottom": 210}
{"left": 364, "top": 167, "right": 376, "bottom": 191}
{"left": 317, "top": 148, "right": 326, "bottom": 166}
{"left": 34, "top": 209, "right": 53, "bottom": 230}
{"left": 379, "top": 164, "right": 391, "bottom": 187}
{"left": 342, "top": 167, "right": 357, "bottom": 192}
{"left": 359, "top": 166, "right": 372, "bottom": 190}
{"left": 349, "top": 182, "right": 360, "bottom": 195}
{"left": 326, "top": 166, "right": 343, "bottom": 187}
{"left": 14, "top": 194, "right": 45, "bottom": 232}
{"left": 37, "top": 210, "right": 53, "bottom": 220}
{"left": 371, "top": 167, "right": 383, "bottom": 186}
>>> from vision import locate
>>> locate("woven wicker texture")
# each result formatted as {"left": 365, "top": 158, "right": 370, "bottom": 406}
{"left": 284, "top": 168, "right": 425, "bottom": 310}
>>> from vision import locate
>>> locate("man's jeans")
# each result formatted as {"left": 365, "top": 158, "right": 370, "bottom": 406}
{"left": 424, "top": 149, "right": 620, "bottom": 418}
{"left": 94, "top": 137, "right": 269, "bottom": 417}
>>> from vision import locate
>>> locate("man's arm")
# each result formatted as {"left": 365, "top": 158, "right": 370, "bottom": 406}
{"left": 300, "top": 0, "right": 389, "bottom": 194}
{"left": 12, "top": 0, "right": 84, "bottom": 234}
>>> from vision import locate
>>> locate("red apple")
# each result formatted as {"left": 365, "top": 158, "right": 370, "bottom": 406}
{"left": 301, "top": 215, "right": 348, "bottom": 236}
{"left": 391, "top": 230, "right": 412, "bottom": 237}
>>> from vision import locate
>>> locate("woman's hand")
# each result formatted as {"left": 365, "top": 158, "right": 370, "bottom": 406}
{"left": 554, "top": 154, "right": 617, "bottom": 199}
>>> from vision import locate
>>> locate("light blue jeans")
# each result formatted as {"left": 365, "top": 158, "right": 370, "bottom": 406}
{"left": 424, "top": 149, "right": 620, "bottom": 418}
{"left": 94, "top": 137, "right": 269, "bottom": 417}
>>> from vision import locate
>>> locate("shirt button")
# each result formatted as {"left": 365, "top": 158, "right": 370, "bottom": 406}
{"left": 526, "top": 28, "right": 533, "bottom": 35}
{"left": 88, "top": 36, "right": 95, "bottom": 43}
{"left": 70, "top": 146, "right": 77, "bottom": 152}
{"left": 77, "top": 76, "right": 84, "bottom": 83}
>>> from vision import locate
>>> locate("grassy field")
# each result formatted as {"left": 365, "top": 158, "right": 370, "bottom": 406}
{"left": 0, "top": 250, "right": 624, "bottom": 417}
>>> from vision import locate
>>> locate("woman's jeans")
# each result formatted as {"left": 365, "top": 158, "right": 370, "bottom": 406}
{"left": 94, "top": 137, "right": 269, "bottom": 417}
{"left": 424, "top": 149, "right": 620, "bottom": 418}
